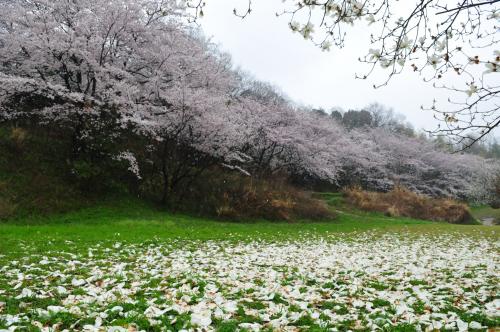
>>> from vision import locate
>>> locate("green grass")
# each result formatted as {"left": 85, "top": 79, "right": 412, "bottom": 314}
{"left": 0, "top": 198, "right": 498, "bottom": 331}
{"left": 0, "top": 198, "right": 498, "bottom": 260}
{"left": 471, "top": 205, "right": 500, "bottom": 225}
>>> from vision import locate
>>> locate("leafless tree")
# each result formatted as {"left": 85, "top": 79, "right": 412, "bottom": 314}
{"left": 191, "top": 0, "right": 499, "bottom": 149}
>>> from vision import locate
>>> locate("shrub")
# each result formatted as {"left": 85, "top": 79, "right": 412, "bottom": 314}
{"left": 9, "top": 127, "right": 27, "bottom": 150}
{"left": 214, "top": 181, "right": 333, "bottom": 221}
{"left": 180, "top": 171, "right": 334, "bottom": 221}
{"left": 490, "top": 200, "right": 500, "bottom": 209}
{"left": 344, "top": 186, "right": 475, "bottom": 224}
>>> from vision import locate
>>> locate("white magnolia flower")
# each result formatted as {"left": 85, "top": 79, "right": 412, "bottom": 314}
{"left": 16, "top": 288, "right": 33, "bottom": 299}
{"left": 380, "top": 58, "right": 393, "bottom": 68}
{"left": 485, "top": 62, "right": 498, "bottom": 73}
{"left": 353, "top": 299, "right": 364, "bottom": 307}
{"left": 4, "top": 314, "right": 21, "bottom": 326}
{"left": 321, "top": 41, "right": 332, "bottom": 51}
{"left": 35, "top": 308, "right": 49, "bottom": 319}
{"left": 342, "top": 16, "right": 354, "bottom": 24}
{"left": 326, "top": 3, "right": 340, "bottom": 13}
{"left": 484, "top": 299, "right": 499, "bottom": 316}
{"left": 456, "top": 318, "right": 468, "bottom": 331}
{"left": 56, "top": 286, "right": 68, "bottom": 295}
{"left": 301, "top": 23, "right": 315, "bottom": 39}
{"left": 107, "top": 327, "right": 127, "bottom": 332}
{"left": 71, "top": 278, "right": 86, "bottom": 287}
{"left": 289, "top": 21, "right": 300, "bottom": 32}
{"left": 428, "top": 54, "right": 442, "bottom": 68}
{"left": 487, "top": 10, "right": 499, "bottom": 19}
{"left": 223, "top": 301, "right": 238, "bottom": 313}
{"left": 431, "top": 320, "right": 443, "bottom": 330}
{"left": 2, "top": 234, "right": 498, "bottom": 330}
{"left": 190, "top": 310, "right": 212, "bottom": 327}
{"left": 466, "top": 83, "right": 478, "bottom": 97}
{"left": 144, "top": 305, "right": 166, "bottom": 318}
{"left": 368, "top": 48, "right": 381, "bottom": 60}
{"left": 69, "top": 306, "right": 83, "bottom": 315}
{"left": 434, "top": 39, "right": 447, "bottom": 52}
{"left": 395, "top": 303, "right": 409, "bottom": 315}
{"left": 213, "top": 307, "right": 224, "bottom": 319}
{"left": 239, "top": 322, "right": 261, "bottom": 331}
{"left": 110, "top": 306, "right": 124, "bottom": 313}
{"left": 47, "top": 306, "right": 66, "bottom": 314}
{"left": 469, "top": 321, "right": 483, "bottom": 329}
{"left": 399, "top": 37, "right": 413, "bottom": 50}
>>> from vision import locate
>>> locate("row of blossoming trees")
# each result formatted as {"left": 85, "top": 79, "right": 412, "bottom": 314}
{"left": 0, "top": 0, "right": 497, "bottom": 209}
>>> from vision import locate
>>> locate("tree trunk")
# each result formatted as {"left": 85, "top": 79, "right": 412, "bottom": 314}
{"left": 160, "top": 140, "right": 170, "bottom": 205}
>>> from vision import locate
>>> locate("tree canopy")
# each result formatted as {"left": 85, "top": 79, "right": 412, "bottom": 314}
{"left": 0, "top": 0, "right": 498, "bottom": 206}
{"left": 189, "top": 0, "right": 499, "bottom": 148}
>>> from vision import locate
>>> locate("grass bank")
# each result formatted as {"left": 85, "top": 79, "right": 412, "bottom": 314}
{"left": 0, "top": 197, "right": 497, "bottom": 260}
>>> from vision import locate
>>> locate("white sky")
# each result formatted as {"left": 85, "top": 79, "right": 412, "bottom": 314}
{"left": 198, "top": 0, "right": 485, "bottom": 132}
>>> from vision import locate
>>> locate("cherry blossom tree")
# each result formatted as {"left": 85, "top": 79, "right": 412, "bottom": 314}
{"left": 0, "top": 0, "right": 244, "bottom": 202}
{"left": 0, "top": 0, "right": 497, "bottom": 205}
{"left": 361, "top": 127, "right": 496, "bottom": 199}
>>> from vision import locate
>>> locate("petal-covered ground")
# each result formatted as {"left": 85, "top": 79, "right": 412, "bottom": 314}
{"left": 0, "top": 232, "right": 498, "bottom": 331}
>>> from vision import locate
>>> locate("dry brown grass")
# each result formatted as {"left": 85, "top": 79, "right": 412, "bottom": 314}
{"left": 213, "top": 177, "right": 334, "bottom": 221}
{"left": 10, "top": 127, "right": 27, "bottom": 146}
{"left": 344, "top": 186, "right": 474, "bottom": 224}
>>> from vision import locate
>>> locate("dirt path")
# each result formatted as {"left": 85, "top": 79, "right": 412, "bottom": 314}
{"left": 480, "top": 217, "right": 497, "bottom": 226}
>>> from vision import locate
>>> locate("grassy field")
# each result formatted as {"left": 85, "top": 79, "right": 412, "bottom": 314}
{"left": 0, "top": 197, "right": 498, "bottom": 331}
{"left": 1, "top": 197, "right": 497, "bottom": 258}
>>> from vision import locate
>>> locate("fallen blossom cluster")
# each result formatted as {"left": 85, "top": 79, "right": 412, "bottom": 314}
{"left": 0, "top": 233, "right": 498, "bottom": 331}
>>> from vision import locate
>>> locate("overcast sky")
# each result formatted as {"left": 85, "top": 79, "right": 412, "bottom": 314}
{"left": 198, "top": 0, "right": 477, "bottom": 132}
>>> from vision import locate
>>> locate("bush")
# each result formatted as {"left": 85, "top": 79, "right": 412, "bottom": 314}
{"left": 214, "top": 182, "right": 333, "bottom": 221}
{"left": 178, "top": 171, "right": 334, "bottom": 221}
{"left": 344, "top": 186, "right": 474, "bottom": 224}
{"left": 490, "top": 199, "right": 500, "bottom": 209}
